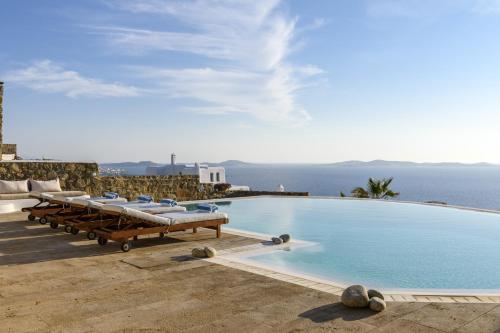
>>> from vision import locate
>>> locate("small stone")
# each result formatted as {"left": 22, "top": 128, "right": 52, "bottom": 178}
{"left": 369, "top": 297, "right": 386, "bottom": 312}
{"left": 191, "top": 248, "right": 206, "bottom": 258}
{"left": 272, "top": 237, "right": 283, "bottom": 245}
{"left": 204, "top": 246, "right": 217, "bottom": 258}
{"left": 341, "top": 285, "right": 369, "bottom": 308}
{"left": 279, "top": 234, "right": 291, "bottom": 243}
{"left": 368, "top": 289, "right": 384, "bottom": 300}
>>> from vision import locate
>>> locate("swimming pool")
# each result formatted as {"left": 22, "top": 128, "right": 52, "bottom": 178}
{"left": 214, "top": 197, "right": 500, "bottom": 291}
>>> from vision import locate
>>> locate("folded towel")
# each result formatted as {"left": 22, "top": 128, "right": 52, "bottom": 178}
{"left": 160, "top": 198, "right": 177, "bottom": 207}
{"left": 137, "top": 194, "right": 153, "bottom": 203}
{"left": 103, "top": 191, "right": 119, "bottom": 199}
{"left": 197, "top": 203, "right": 219, "bottom": 213}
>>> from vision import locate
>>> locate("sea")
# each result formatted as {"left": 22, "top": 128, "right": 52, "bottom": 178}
{"left": 224, "top": 165, "right": 500, "bottom": 211}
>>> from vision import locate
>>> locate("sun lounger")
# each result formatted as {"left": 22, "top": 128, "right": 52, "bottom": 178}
{"left": 44, "top": 196, "right": 127, "bottom": 232}
{"left": 22, "top": 192, "right": 89, "bottom": 224}
{"left": 53, "top": 199, "right": 187, "bottom": 240}
{"left": 89, "top": 205, "right": 228, "bottom": 252}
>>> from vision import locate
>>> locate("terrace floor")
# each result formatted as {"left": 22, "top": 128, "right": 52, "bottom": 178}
{"left": 1, "top": 212, "right": 500, "bottom": 332}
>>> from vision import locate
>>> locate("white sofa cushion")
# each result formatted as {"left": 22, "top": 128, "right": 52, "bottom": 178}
{"left": 30, "top": 179, "right": 62, "bottom": 193}
{"left": 0, "top": 180, "right": 29, "bottom": 194}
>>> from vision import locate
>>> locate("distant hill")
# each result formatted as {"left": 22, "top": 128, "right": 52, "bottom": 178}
{"left": 100, "top": 160, "right": 163, "bottom": 168}
{"left": 326, "top": 160, "right": 497, "bottom": 167}
{"left": 206, "top": 160, "right": 256, "bottom": 167}
{"left": 98, "top": 159, "right": 498, "bottom": 175}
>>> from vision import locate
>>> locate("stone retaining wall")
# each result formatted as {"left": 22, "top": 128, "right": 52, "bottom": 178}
{"left": 91, "top": 175, "right": 218, "bottom": 201}
{"left": 225, "top": 190, "right": 309, "bottom": 198}
{"left": 0, "top": 161, "right": 219, "bottom": 201}
{"left": 0, "top": 161, "right": 98, "bottom": 193}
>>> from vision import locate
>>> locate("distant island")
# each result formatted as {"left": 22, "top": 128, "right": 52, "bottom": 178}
{"left": 98, "top": 159, "right": 498, "bottom": 176}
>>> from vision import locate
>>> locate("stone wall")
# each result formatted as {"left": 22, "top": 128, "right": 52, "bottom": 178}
{"left": 0, "top": 161, "right": 98, "bottom": 193}
{"left": 0, "top": 161, "right": 219, "bottom": 201}
{"left": 91, "top": 175, "right": 218, "bottom": 201}
{"left": 2, "top": 144, "right": 17, "bottom": 155}
{"left": 225, "top": 190, "right": 309, "bottom": 198}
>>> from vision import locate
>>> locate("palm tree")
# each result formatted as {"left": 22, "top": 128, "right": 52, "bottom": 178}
{"left": 350, "top": 177, "right": 399, "bottom": 199}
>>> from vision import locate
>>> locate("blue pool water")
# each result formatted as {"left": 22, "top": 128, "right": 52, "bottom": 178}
{"left": 217, "top": 197, "right": 500, "bottom": 291}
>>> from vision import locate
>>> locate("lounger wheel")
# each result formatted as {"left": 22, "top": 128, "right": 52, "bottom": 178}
{"left": 49, "top": 221, "right": 58, "bottom": 229}
{"left": 64, "top": 225, "right": 72, "bottom": 233}
{"left": 39, "top": 217, "right": 48, "bottom": 225}
{"left": 121, "top": 242, "right": 131, "bottom": 252}
{"left": 159, "top": 232, "right": 165, "bottom": 238}
{"left": 98, "top": 237, "right": 108, "bottom": 246}
{"left": 87, "top": 232, "right": 96, "bottom": 240}
{"left": 28, "top": 214, "right": 36, "bottom": 222}
{"left": 70, "top": 227, "right": 79, "bottom": 235}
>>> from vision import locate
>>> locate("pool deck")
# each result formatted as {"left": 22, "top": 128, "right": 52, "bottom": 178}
{"left": 2, "top": 212, "right": 500, "bottom": 332}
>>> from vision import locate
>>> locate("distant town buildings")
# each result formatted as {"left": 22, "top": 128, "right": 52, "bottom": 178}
{"left": 146, "top": 153, "right": 226, "bottom": 184}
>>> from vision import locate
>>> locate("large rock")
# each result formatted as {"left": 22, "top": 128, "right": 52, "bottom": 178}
{"left": 279, "top": 234, "right": 291, "bottom": 243}
{"left": 369, "top": 297, "right": 386, "bottom": 312}
{"left": 204, "top": 246, "right": 217, "bottom": 258}
{"left": 272, "top": 237, "right": 283, "bottom": 245}
{"left": 368, "top": 289, "right": 384, "bottom": 300}
{"left": 341, "top": 285, "right": 369, "bottom": 308}
{"left": 191, "top": 248, "right": 207, "bottom": 258}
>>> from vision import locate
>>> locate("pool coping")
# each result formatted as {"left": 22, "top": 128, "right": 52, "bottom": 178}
{"left": 182, "top": 196, "right": 500, "bottom": 304}
{"left": 213, "top": 229, "right": 500, "bottom": 304}
{"left": 182, "top": 195, "right": 500, "bottom": 215}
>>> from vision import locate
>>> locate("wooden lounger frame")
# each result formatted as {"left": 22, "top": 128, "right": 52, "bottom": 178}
{"left": 22, "top": 198, "right": 73, "bottom": 223}
{"left": 86, "top": 211, "right": 228, "bottom": 252}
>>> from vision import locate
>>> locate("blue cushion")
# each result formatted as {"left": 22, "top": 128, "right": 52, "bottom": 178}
{"left": 103, "top": 192, "right": 119, "bottom": 199}
{"left": 137, "top": 195, "right": 153, "bottom": 203}
{"left": 160, "top": 198, "right": 177, "bottom": 207}
{"left": 197, "top": 203, "right": 219, "bottom": 213}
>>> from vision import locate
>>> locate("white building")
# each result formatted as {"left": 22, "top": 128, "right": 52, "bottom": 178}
{"left": 146, "top": 153, "right": 226, "bottom": 184}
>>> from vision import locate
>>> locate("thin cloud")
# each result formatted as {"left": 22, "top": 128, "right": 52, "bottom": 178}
{"left": 4, "top": 60, "right": 139, "bottom": 98}
{"left": 130, "top": 66, "right": 311, "bottom": 125}
{"left": 97, "top": 0, "right": 323, "bottom": 125}
{"left": 366, "top": 0, "right": 500, "bottom": 18}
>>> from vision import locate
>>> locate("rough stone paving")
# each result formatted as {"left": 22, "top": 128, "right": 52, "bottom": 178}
{"left": 2, "top": 212, "right": 500, "bottom": 332}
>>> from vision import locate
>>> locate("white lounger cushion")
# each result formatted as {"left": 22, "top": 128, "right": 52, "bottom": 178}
{"left": 67, "top": 198, "right": 128, "bottom": 208}
{"left": 140, "top": 206, "right": 186, "bottom": 214}
{"left": 157, "top": 211, "right": 228, "bottom": 225}
{"left": 101, "top": 204, "right": 186, "bottom": 216}
{"left": 93, "top": 197, "right": 128, "bottom": 204}
{"left": 97, "top": 205, "right": 226, "bottom": 226}
{"left": 109, "top": 206, "right": 172, "bottom": 225}
{"left": 29, "top": 191, "right": 88, "bottom": 199}
{"left": 52, "top": 195, "right": 91, "bottom": 204}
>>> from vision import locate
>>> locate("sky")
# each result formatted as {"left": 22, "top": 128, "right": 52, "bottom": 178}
{"left": 1, "top": 0, "right": 500, "bottom": 164}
